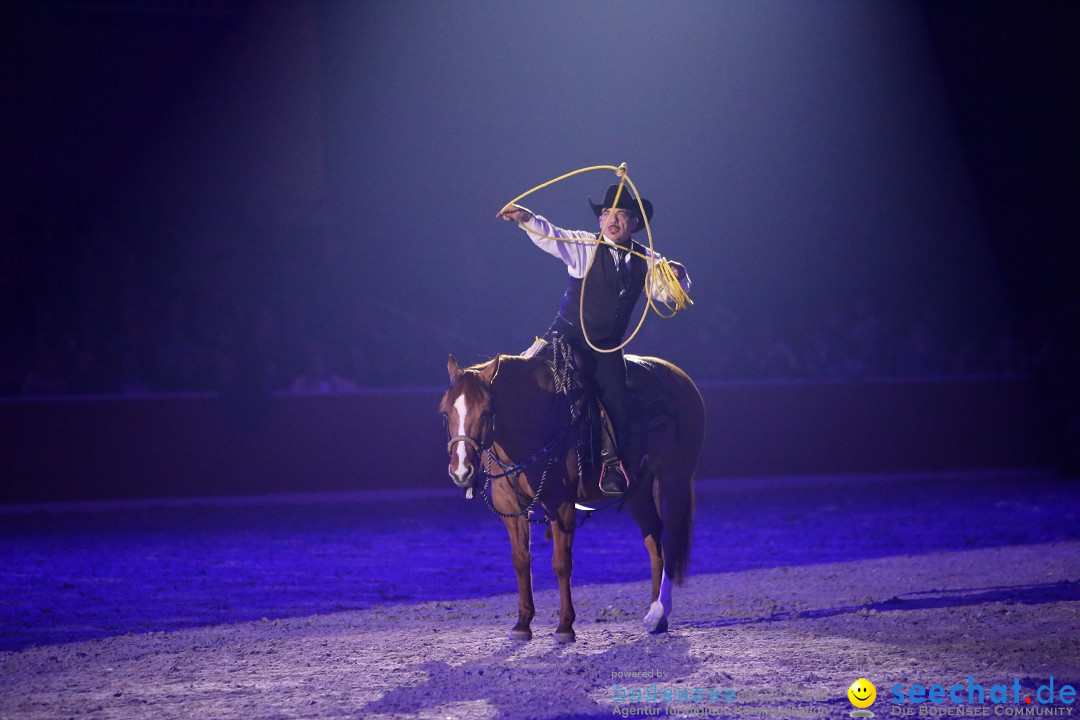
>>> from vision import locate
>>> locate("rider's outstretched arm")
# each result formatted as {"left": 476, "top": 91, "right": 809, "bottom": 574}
{"left": 499, "top": 204, "right": 596, "bottom": 279}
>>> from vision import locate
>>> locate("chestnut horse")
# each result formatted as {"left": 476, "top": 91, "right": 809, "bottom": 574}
{"left": 439, "top": 350, "right": 705, "bottom": 642}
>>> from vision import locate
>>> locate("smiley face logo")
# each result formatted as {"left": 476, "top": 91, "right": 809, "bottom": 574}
{"left": 848, "top": 678, "right": 876, "bottom": 708}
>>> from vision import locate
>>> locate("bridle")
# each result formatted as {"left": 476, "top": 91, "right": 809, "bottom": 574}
{"left": 442, "top": 337, "right": 613, "bottom": 529}
{"left": 444, "top": 385, "right": 570, "bottom": 523}
{"left": 445, "top": 412, "right": 492, "bottom": 459}
{"left": 443, "top": 373, "right": 495, "bottom": 494}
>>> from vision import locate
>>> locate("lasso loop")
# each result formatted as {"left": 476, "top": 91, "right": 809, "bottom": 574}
{"left": 500, "top": 163, "right": 693, "bottom": 353}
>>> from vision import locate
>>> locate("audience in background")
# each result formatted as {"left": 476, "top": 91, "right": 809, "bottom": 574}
{"left": 1, "top": 201, "right": 1042, "bottom": 398}
{"left": 290, "top": 341, "right": 358, "bottom": 394}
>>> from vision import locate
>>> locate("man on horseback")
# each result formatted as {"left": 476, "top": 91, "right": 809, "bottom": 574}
{"left": 497, "top": 184, "right": 691, "bottom": 496}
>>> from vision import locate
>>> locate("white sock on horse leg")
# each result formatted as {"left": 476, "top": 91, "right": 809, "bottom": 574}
{"left": 642, "top": 569, "right": 672, "bottom": 631}
{"left": 658, "top": 569, "right": 672, "bottom": 615}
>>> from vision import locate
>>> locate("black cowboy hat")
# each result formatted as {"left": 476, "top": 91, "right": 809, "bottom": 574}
{"left": 588, "top": 184, "right": 654, "bottom": 230}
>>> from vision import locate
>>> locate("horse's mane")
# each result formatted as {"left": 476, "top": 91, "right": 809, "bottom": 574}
{"left": 471, "top": 352, "right": 549, "bottom": 376}
{"left": 466, "top": 352, "right": 541, "bottom": 372}
{"left": 465, "top": 353, "right": 555, "bottom": 398}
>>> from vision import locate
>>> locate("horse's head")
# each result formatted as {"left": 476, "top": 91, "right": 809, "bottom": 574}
{"left": 439, "top": 354, "right": 501, "bottom": 490}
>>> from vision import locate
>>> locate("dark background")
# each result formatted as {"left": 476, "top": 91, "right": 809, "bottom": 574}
{"left": 0, "top": 1, "right": 1077, "bottom": 477}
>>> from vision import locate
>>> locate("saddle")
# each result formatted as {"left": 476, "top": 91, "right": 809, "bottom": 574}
{"left": 528, "top": 336, "right": 677, "bottom": 492}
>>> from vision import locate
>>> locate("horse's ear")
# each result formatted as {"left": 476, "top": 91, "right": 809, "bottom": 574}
{"left": 480, "top": 354, "right": 502, "bottom": 384}
{"left": 447, "top": 354, "right": 463, "bottom": 383}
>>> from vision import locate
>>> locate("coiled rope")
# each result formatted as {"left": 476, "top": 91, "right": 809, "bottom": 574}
{"left": 500, "top": 163, "right": 692, "bottom": 353}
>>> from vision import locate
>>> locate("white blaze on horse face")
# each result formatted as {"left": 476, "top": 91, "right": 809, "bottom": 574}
{"left": 450, "top": 393, "right": 470, "bottom": 484}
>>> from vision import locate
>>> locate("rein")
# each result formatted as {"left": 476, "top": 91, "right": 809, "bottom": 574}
{"left": 445, "top": 341, "right": 602, "bottom": 526}
{"left": 478, "top": 449, "right": 557, "bottom": 524}
{"left": 476, "top": 394, "right": 569, "bottom": 524}
{"left": 481, "top": 396, "right": 565, "bottom": 479}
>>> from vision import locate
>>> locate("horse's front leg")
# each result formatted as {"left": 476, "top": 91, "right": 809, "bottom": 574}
{"left": 550, "top": 502, "right": 576, "bottom": 643}
{"left": 502, "top": 515, "right": 534, "bottom": 640}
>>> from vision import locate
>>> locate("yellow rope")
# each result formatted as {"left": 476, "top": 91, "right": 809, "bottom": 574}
{"left": 499, "top": 163, "right": 693, "bottom": 353}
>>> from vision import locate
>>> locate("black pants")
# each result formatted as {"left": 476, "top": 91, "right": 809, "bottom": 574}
{"left": 552, "top": 328, "right": 630, "bottom": 460}
{"left": 591, "top": 346, "right": 631, "bottom": 460}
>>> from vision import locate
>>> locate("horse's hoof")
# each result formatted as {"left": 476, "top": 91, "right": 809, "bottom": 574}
{"left": 509, "top": 628, "right": 532, "bottom": 641}
{"left": 642, "top": 600, "right": 670, "bottom": 633}
{"left": 554, "top": 630, "right": 576, "bottom": 644}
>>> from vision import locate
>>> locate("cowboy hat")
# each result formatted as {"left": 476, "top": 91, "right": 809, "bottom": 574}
{"left": 588, "top": 184, "right": 654, "bottom": 230}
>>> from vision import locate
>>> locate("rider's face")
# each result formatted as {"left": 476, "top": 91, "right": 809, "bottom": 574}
{"left": 599, "top": 208, "right": 639, "bottom": 245}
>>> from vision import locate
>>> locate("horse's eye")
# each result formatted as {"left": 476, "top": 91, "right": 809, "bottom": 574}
{"left": 480, "top": 410, "right": 493, "bottom": 420}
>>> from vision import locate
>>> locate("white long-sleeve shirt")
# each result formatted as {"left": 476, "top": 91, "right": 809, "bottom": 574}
{"left": 520, "top": 214, "right": 692, "bottom": 304}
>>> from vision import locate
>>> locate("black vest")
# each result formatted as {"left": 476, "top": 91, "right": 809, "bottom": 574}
{"left": 551, "top": 237, "right": 647, "bottom": 345}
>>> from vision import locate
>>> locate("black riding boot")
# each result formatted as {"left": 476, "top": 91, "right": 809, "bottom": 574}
{"left": 599, "top": 430, "right": 630, "bottom": 495}
{"left": 598, "top": 403, "right": 633, "bottom": 495}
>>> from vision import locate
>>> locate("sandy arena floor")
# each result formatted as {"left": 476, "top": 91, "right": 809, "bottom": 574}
{"left": 1, "top": 472, "right": 1078, "bottom": 720}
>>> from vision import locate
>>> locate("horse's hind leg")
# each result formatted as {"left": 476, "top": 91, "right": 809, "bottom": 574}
{"left": 628, "top": 473, "right": 671, "bottom": 633}
{"left": 550, "top": 502, "right": 576, "bottom": 643}
{"left": 503, "top": 515, "right": 534, "bottom": 640}
{"left": 641, "top": 541, "right": 672, "bottom": 634}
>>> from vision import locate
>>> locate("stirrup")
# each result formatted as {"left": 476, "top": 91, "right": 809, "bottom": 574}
{"left": 599, "top": 459, "right": 629, "bottom": 496}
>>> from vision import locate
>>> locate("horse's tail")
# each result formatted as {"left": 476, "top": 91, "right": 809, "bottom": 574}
{"left": 660, "top": 362, "right": 706, "bottom": 586}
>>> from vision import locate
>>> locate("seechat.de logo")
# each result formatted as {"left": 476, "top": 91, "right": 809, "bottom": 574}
{"left": 848, "top": 678, "right": 877, "bottom": 718}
